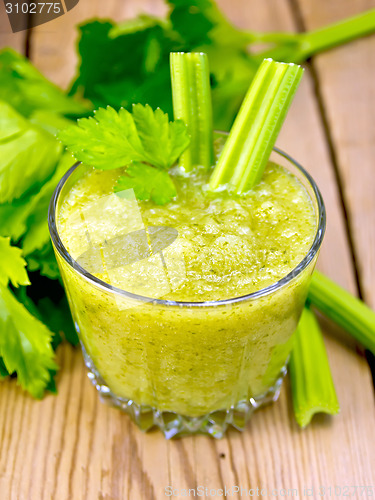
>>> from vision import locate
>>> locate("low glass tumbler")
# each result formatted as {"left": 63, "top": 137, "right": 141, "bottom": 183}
{"left": 48, "top": 148, "right": 325, "bottom": 438}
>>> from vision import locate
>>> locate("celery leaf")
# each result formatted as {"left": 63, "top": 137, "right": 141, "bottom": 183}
{"left": 0, "top": 101, "right": 62, "bottom": 204}
{"left": 132, "top": 104, "right": 190, "bottom": 169}
{"left": 115, "top": 162, "right": 176, "bottom": 205}
{"left": 0, "top": 237, "right": 30, "bottom": 288}
{"left": 59, "top": 104, "right": 189, "bottom": 170}
{"left": 0, "top": 285, "right": 58, "bottom": 398}
{"left": 0, "top": 48, "right": 91, "bottom": 118}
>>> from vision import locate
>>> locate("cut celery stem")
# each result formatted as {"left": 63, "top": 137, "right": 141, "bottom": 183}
{"left": 209, "top": 58, "right": 304, "bottom": 193}
{"left": 308, "top": 271, "right": 375, "bottom": 355}
{"left": 170, "top": 52, "right": 213, "bottom": 172}
{"left": 261, "top": 9, "right": 375, "bottom": 63}
{"left": 289, "top": 306, "right": 340, "bottom": 428}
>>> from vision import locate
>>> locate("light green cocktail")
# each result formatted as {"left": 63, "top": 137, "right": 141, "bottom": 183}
{"left": 49, "top": 147, "right": 324, "bottom": 438}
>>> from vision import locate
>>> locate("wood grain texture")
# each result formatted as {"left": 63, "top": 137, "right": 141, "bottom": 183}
{"left": 28, "top": 0, "right": 168, "bottom": 90}
{"left": 0, "top": 1, "right": 26, "bottom": 52}
{"left": 0, "top": 1, "right": 374, "bottom": 499}
{"left": 295, "top": 0, "right": 375, "bottom": 309}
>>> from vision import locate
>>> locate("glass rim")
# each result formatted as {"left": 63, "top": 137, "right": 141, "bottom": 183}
{"left": 48, "top": 147, "right": 326, "bottom": 308}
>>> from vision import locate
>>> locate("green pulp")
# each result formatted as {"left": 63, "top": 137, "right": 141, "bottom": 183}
{"left": 55, "top": 162, "right": 317, "bottom": 416}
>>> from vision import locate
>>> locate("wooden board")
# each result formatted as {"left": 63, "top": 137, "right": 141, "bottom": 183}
{"left": 0, "top": 1, "right": 26, "bottom": 52}
{"left": 28, "top": 0, "right": 168, "bottom": 89}
{"left": 0, "top": 0, "right": 374, "bottom": 498}
{"left": 295, "top": 0, "right": 375, "bottom": 309}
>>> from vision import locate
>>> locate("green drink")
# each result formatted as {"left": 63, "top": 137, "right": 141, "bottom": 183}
{"left": 49, "top": 148, "right": 325, "bottom": 438}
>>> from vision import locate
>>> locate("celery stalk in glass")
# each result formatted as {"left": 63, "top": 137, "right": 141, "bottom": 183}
{"left": 209, "top": 59, "right": 304, "bottom": 193}
{"left": 170, "top": 52, "right": 213, "bottom": 172}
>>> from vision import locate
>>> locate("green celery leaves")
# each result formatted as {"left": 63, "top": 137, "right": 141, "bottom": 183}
{"left": 0, "top": 238, "right": 57, "bottom": 397}
{"left": 0, "top": 236, "right": 30, "bottom": 288}
{"left": 20, "top": 153, "right": 75, "bottom": 256}
{"left": 59, "top": 105, "right": 189, "bottom": 204}
{"left": 114, "top": 162, "right": 177, "bottom": 205}
{"left": 132, "top": 104, "right": 190, "bottom": 169}
{"left": 69, "top": 1, "right": 375, "bottom": 131}
{"left": 0, "top": 101, "right": 62, "bottom": 204}
{"left": 0, "top": 48, "right": 91, "bottom": 118}
{"left": 0, "top": 55, "right": 81, "bottom": 399}
{"left": 59, "top": 104, "right": 189, "bottom": 170}
{"left": 0, "top": 285, "right": 58, "bottom": 399}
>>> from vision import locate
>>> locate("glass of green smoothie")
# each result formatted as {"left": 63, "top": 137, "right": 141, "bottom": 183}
{"left": 48, "top": 143, "right": 325, "bottom": 438}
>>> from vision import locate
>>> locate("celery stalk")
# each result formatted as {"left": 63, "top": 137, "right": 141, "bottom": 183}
{"left": 308, "top": 271, "right": 375, "bottom": 355}
{"left": 289, "top": 306, "right": 340, "bottom": 428}
{"left": 170, "top": 52, "right": 213, "bottom": 172}
{"left": 261, "top": 9, "right": 375, "bottom": 63}
{"left": 209, "top": 59, "right": 304, "bottom": 193}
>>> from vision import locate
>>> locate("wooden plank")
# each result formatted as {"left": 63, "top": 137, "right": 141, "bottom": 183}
{"left": 0, "top": 1, "right": 374, "bottom": 498}
{"left": 28, "top": 0, "right": 168, "bottom": 89}
{"left": 0, "top": 1, "right": 26, "bottom": 52}
{"left": 295, "top": 0, "right": 375, "bottom": 309}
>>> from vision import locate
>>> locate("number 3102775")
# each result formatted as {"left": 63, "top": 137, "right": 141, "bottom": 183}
{"left": 5, "top": 3, "right": 62, "bottom": 14}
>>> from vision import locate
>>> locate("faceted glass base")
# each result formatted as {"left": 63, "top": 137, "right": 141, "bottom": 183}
{"left": 82, "top": 345, "right": 287, "bottom": 439}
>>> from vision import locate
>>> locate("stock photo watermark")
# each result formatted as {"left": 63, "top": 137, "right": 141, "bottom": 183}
{"left": 3, "top": 0, "right": 80, "bottom": 32}
{"left": 164, "top": 485, "right": 375, "bottom": 497}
